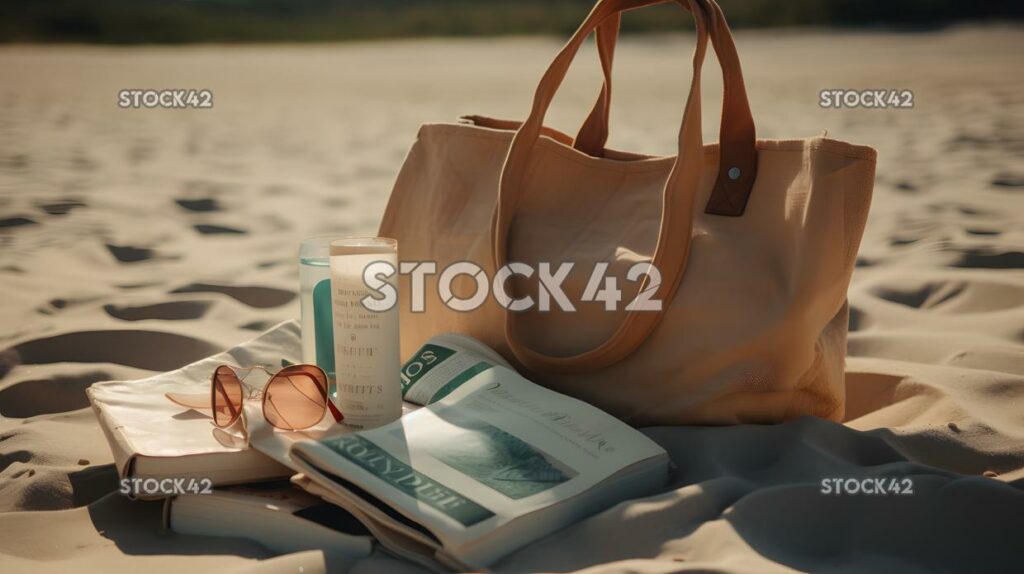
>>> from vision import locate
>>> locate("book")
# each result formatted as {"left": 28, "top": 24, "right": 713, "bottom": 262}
{"left": 165, "top": 480, "right": 373, "bottom": 557}
{"left": 279, "top": 333, "right": 670, "bottom": 570}
{"left": 86, "top": 323, "right": 303, "bottom": 496}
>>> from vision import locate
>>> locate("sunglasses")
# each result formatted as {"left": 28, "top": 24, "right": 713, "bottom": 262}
{"left": 210, "top": 364, "right": 343, "bottom": 431}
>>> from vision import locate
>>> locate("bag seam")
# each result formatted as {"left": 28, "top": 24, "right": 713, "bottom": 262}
{"left": 422, "top": 122, "right": 878, "bottom": 170}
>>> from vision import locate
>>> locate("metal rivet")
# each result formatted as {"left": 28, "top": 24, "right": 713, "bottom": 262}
{"left": 728, "top": 167, "right": 741, "bottom": 181}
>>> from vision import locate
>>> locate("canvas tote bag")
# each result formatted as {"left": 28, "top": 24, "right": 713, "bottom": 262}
{"left": 379, "top": 0, "right": 876, "bottom": 425}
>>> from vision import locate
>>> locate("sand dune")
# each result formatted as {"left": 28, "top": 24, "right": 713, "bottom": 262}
{"left": 1, "top": 26, "right": 1023, "bottom": 573}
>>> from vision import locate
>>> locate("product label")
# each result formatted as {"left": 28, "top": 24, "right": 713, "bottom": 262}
{"left": 331, "top": 252, "right": 402, "bottom": 429}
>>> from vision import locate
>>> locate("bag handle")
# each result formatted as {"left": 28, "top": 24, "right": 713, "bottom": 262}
{"left": 572, "top": 12, "right": 621, "bottom": 160}
{"left": 575, "top": 0, "right": 757, "bottom": 216}
{"left": 494, "top": 0, "right": 720, "bottom": 374}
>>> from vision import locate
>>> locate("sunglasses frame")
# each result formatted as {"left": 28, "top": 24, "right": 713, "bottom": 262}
{"left": 210, "top": 363, "right": 343, "bottom": 431}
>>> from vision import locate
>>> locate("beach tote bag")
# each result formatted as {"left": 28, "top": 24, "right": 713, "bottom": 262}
{"left": 379, "top": 0, "right": 876, "bottom": 425}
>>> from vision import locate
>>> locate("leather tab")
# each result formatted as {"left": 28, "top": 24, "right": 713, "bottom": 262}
{"left": 702, "top": 0, "right": 757, "bottom": 215}
{"left": 705, "top": 144, "right": 758, "bottom": 216}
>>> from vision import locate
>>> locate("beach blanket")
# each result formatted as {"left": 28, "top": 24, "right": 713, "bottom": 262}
{"left": 3, "top": 320, "right": 1021, "bottom": 573}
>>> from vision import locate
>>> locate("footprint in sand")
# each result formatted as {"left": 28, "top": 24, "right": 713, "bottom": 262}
{"left": 37, "top": 200, "right": 86, "bottom": 216}
{"left": 873, "top": 281, "right": 965, "bottom": 310}
{"left": 170, "top": 282, "right": 295, "bottom": 308}
{"left": 924, "top": 202, "right": 992, "bottom": 217}
{"left": 871, "top": 279, "right": 1024, "bottom": 313}
{"left": 193, "top": 224, "right": 246, "bottom": 235}
{"left": 0, "top": 217, "right": 38, "bottom": 229}
{"left": 950, "top": 249, "right": 1024, "bottom": 270}
{"left": 104, "top": 245, "right": 177, "bottom": 266}
{"left": 5, "top": 330, "right": 221, "bottom": 372}
{"left": 855, "top": 257, "right": 878, "bottom": 268}
{"left": 991, "top": 172, "right": 1024, "bottom": 189}
{"left": 174, "top": 198, "right": 221, "bottom": 212}
{"left": 105, "top": 244, "right": 154, "bottom": 263}
{"left": 114, "top": 282, "right": 165, "bottom": 290}
{"left": 965, "top": 228, "right": 1002, "bottom": 237}
{"left": 103, "top": 301, "right": 212, "bottom": 321}
{"left": 893, "top": 181, "right": 919, "bottom": 193}
{"left": 0, "top": 371, "right": 111, "bottom": 418}
{"left": 889, "top": 236, "right": 923, "bottom": 247}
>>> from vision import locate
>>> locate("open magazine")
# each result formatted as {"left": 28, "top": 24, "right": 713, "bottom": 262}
{"left": 282, "top": 333, "right": 670, "bottom": 570}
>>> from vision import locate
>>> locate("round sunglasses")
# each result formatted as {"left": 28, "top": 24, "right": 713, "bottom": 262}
{"left": 211, "top": 364, "right": 343, "bottom": 431}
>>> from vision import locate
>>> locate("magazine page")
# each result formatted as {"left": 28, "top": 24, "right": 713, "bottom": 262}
{"left": 399, "top": 332, "right": 513, "bottom": 406}
{"left": 289, "top": 360, "right": 667, "bottom": 555}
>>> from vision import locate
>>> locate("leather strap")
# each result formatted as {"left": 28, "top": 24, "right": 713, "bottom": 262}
{"left": 573, "top": 0, "right": 758, "bottom": 216}
{"left": 493, "top": 0, "right": 713, "bottom": 373}
{"left": 572, "top": 12, "right": 621, "bottom": 158}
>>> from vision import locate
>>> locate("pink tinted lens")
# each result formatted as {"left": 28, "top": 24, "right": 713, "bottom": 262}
{"left": 263, "top": 365, "right": 327, "bottom": 431}
{"left": 212, "top": 366, "right": 243, "bottom": 427}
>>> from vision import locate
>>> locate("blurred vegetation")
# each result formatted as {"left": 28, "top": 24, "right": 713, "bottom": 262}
{"left": 0, "top": 0, "right": 1020, "bottom": 44}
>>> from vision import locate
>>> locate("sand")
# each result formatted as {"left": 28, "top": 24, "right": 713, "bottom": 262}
{"left": 1, "top": 25, "right": 1023, "bottom": 573}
